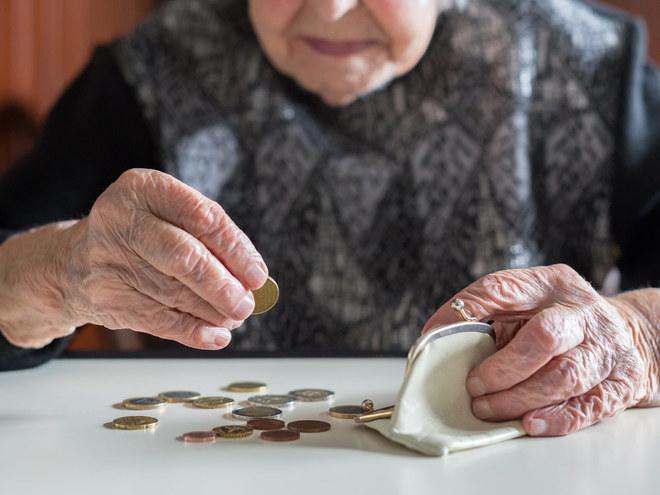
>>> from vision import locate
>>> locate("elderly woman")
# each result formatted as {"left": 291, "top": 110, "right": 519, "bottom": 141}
{"left": 0, "top": 0, "right": 658, "bottom": 437}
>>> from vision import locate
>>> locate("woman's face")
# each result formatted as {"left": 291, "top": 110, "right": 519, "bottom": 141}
{"left": 249, "top": 0, "right": 441, "bottom": 106}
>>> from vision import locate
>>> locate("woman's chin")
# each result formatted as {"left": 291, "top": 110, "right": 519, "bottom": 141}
{"left": 318, "top": 91, "right": 359, "bottom": 107}
{"left": 306, "top": 80, "right": 387, "bottom": 107}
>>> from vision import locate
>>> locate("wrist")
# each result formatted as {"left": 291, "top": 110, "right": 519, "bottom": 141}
{"left": 0, "top": 220, "right": 84, "bottom": 348}
{"left": 609, "top": 289, "right": 660, "bottom": 407}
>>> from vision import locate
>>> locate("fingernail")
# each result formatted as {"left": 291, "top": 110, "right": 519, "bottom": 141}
{"left": 233, "top": 293, "right": 255, "bottom": 319}
{"left": 473, "top": 399, "right": 493, "bottom": 419}
{"left": 201, "top": 327, "right": 231, "bottom": 347}
{"left": 245, "top": 265, "right": 267, "bottom": 288}
{"left": 467, "top": 376, "right": 486, "bottom": 396}
{"left": 527, "top": 418, "right": 547, "bottom": 435}
{"left": 213, "top": 327, "right": 232, "bottom": 347}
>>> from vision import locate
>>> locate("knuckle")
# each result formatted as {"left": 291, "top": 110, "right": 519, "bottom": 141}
{"left": 153, "top": 309, "right": 181, "bottom": 335}
{"left": 550, "top": 264, "right": 597, "bottom": 301}
{"left": 167, "top": 282, "right": 191, "bottom": 309}
{"left": 550, "top": 263, "right": 576, "bottom": 279}
{"left": 477, "top": 270, "right": 530, "bottom": 305}
{"left": 531, "top": 318, "right": 563, "bottom": 353}
{"left": 188, "top": 197, "right": 224, "bottom": 235}
{"left": 544, "top": 404, "right": 584, "bottom": 436}
{"left": 547, "top": 355, "right": 582, "bottom": 394}
{"left": 214, "top": 211, "right": 241, "bottom": 251}
{"left": 179, "top": 320, "right": 204, "bottom": 346}
{"left": 213, "top": 276, "right": 242, "bottom": 308}
{"left": 116, "top": 168, "right": 151, "bottom": 192}
{"left": 169, "top": 240, "right": 207, "bottom": 279}
{"left": 156, "top": 309, "right": 193, "bottom": 338}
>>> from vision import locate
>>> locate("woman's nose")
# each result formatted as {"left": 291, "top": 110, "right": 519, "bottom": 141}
{"left": 310, "top": 0, "right": 360, "bottom": 21}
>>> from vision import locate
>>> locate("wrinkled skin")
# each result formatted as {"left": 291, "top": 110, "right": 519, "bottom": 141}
{"left": 423, "top": 264, "right": 660, "bottom": 437}
{"left": 0, "top": 169, "right": 268, "bottom": 350}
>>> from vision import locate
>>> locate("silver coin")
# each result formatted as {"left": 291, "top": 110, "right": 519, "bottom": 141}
{"left": 231, "top": 406, "right": 283, "bottom": 420}
{"left": 288, "top": 389, "right": 335, "bottom": 402}
{"left": 122, "top": 397, "right": 166, "bottom": 410}
{"left": 247, "top": 394, "right": 296, "bottom": 408}
{"left": 157, "top": 390, "right": 201, "bottom": 402}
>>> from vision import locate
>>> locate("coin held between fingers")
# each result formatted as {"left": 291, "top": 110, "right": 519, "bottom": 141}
{"left": 251, "top": 277, "right": 279, "bottom": 315}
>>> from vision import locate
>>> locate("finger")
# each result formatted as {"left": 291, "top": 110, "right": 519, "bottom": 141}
{"left": 125, "top": 169, "right": 268, "bottom": 290}
{"left": 114, "top": 261, "right": 243, "bottom": 329}
{"left": 106, "top": 288, "right": 233, "bottom": 350}
{"left": 422, "top": 264, "right": 593, "bottom": 332}
{"left": 471, "top": 343, "right": 615, "bottom": 420}
{"left": 491, "top": 320, "right": 524, "bottom": 350}
{"left": 129, "top": 214, "right": 255, "bottom": 320}
{"left": 522, "top": 375, "right": 635, "bottom": 436}
{"left": 466, "top": 306, "right": 585, "bottom": 396}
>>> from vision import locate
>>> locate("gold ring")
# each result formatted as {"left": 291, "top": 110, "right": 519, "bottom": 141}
{"left": 451, "top": 298, "right": 476, "bottom": 322}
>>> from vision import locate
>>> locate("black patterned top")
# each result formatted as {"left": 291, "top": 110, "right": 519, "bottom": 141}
{"left": 0, "top": 0, "right": 658, "bottom": 369}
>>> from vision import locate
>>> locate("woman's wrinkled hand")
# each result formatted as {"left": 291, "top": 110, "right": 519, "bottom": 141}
{"left": 58, "top": 169, "right": 268, "bottom": 350}
{"left": 422, "top": 264, "right": 659, "bottom": 437}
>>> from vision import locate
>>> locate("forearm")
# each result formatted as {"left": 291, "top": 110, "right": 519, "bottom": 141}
{"left": 610, "top": 288, "right": 660, "bottom": 407}
{"left": 0, "top": 221, "right": 81, "bottom": 348}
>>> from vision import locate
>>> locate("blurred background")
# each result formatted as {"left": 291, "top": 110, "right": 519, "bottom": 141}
{"left": 0, "top": 0, "right": 658, "bottom": 352}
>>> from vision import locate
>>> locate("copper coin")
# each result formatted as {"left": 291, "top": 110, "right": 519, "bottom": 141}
{"left": 247, "top": 419, "right": 286, "bottom": 430}
{"left": 181, "top": 431, "right": 217, "bottom": 443}
{"left": 260, "top": 430, "right": 300, "bottom": 442}
{"left": 287, "top": 420, "right": 331, "bottom": 433}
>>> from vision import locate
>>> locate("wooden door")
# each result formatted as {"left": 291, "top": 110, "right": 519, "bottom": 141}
{"left": 0, "top": 0, "right": 156, "bottom": 172}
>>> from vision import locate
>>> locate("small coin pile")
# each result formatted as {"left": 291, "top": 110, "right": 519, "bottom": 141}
{"left": 107, "top": 382, "right": 372, "bottom": 444}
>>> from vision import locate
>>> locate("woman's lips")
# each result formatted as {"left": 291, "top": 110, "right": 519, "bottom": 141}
{"left": 301, "top": 36, "right": 377, "bottom": 57}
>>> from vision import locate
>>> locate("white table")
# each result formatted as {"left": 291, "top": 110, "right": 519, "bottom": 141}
{"left": 1, "top": 358, "right": 658, "bottom": 495}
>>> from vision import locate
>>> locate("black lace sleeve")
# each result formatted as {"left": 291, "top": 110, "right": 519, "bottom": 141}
{"left": 0, "top": 44, "right": 157, "bottom": 371}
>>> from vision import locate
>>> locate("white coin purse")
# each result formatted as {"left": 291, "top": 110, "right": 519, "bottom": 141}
{"left": 365, "top": 322, "right": 526, "bottom": 456}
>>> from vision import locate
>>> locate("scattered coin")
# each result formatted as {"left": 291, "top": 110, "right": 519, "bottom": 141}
{"left": 158, "top": 390, "right": 201, "bottom": 403}
{"left": 232, "top": 406, "right": 282, "bottom": 420}
{"left": 226, "top": 382, "right": 267, "bottom": 393}
{"left": 261, "top": 430, "right": 300, "bottom": 442}
{"left": 121, "top": 397, "right": 166, "bottom": 410}
{"left": 329, "top": 405, "right": 368, "bottom": 419}
{"left": 191, "top": 396, "right": 235, "bottom": 409}
{"left": 213, "top": 425, "right": 254, "bottom": 439}
{"left": 247, "top": 394, "right": 296, "bottom": 408}
{"left": 111, "top": 416, "right": 158, "bottom": 430}
{"left": 288, "top": 389, "right": 335, "bottom": 402}
{"left": 251, "top": 276, "right": 279, "bottom": 315}
{"left": 181, "top": 431, "right": 216, "bottom": 443}
{"left": 287, "top": 420, "right": 331, "bottom": 433}
{"left": 246, "top": 419, "right": 286, "bottom": 430}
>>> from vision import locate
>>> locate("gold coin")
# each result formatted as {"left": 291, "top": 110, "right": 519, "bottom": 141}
{"left": 251, "top": 276, "right": 279, "bottom": 315}
{"left": 213, "top": 425, "right": 254, "bottom": 439}
{"left": 191, "top": 396, "right": 235, "bottom": 409}
{"left": 157, "top": 390, "right": 201, "bottom": 403}
{"left": 121, "top": 397, "right": 166, "bottom": 410}
{"left": 226, "top": 382, "right": 267, "bottom": 393}
{"left": 329, "top": 405, "right": 367, "bottom": 419}
{"left": 111, "top": 416, "right": 158, "bottom": 430}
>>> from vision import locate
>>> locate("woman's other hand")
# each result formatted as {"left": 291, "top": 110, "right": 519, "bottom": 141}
{"left": 423, "top": 264, "right": 659, "bottom": 437}
{"left": 0, "top": 169, "right": 268, "bottom": 350}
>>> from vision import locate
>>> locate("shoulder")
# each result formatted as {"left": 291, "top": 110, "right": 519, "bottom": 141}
{"left": 110, "top": 0, "right": 278, "bottom": 125}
